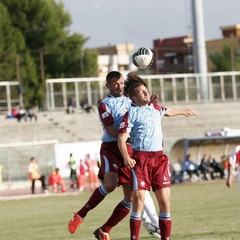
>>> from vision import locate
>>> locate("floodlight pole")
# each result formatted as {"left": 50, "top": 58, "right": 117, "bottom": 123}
{"left": 192, "top": 0, "right": 209, "bottom": 100}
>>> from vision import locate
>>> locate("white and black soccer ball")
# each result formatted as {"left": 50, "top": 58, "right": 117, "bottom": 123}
{"left": 132, "top": 47, "right": 154, "bottom": 69}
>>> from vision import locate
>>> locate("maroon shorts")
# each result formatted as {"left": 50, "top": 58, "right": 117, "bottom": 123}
{"left": 98, "top": 142, "right": 132, "bottom": 185}
{"left": 130, "top": 151, "right": 171, "bottom": 191}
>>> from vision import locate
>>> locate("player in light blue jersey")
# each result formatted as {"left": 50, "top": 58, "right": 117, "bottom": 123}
{"left": 68, "top": 71, "right": 161, "bottom": 239}
{"left": 118, "top": 77, "right": 197, "bottom": 240}
{"left": 98, "top": 92, "right": 131, "bottom": 143}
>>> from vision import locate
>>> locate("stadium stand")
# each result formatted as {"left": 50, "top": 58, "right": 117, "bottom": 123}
{"left": 0, "top": 101, "right": 239, "bottom": 152}
{"left": 0, "top": 101, "right": 239, "bottom": 194}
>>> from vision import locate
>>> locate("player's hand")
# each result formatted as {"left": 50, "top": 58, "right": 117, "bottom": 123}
{"left": 183, "top": 109, "right": 198, "bottom": 117}
{"left": 124, "top": 157, "right": 136, "bottom": 168}
{"left": 150, "top": 92, "right": 158, "bottom": 104}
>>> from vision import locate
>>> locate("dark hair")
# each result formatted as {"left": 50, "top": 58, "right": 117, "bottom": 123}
{"left": 124, "top": 72, "right": 146, "bottom": 95}
{"left": 128, "top": 82, "right": 145, "bottom": 98}
{"left": 106, "top": 71, "right": 123, "bottom": 84}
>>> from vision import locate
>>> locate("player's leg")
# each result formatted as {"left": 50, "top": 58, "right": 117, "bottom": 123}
{"left": 142, "top": 190, "right": 160, "bottom": 238}
{"left": 88, "top": 171, "right": 94, "bottom": 190}
{"left": 68, "top": 171, "right": 118, "bottom": 234}
{"left": 68, "top": 142, "right": 123, "bottom": 235}
{"left": 70, "top": 170, "right": 74, "bottom": 188}
{"left": 94, "top": 183, "right": 132, "bottom": 239}
{"left": 97, "top": 183, "right": 132, "bottom": 232}
{"left": 31, "top": 179, "right": 35, "bottom": 194}
{"left": 60, "top": 181, "right": 66, "bottom": 192}
{"left": 155, "top": 187, "right": 171, "bottom": 240}
{"left": 94, "top": 165, "right": 133, "bottom": 239}
{"left": 73, "top": 170, "right": 78, "bottom": 189}
{"left": 78, "top": 175, "right": 85, "bottom": 192}
{"left": 40, "top": 175, "right": 47, "bottom": 192}
{"left": 142, "top": 190, "right": 159, "bottom": 226}
{"left": 130, "top": 189, "right": 145, "bottom": 240}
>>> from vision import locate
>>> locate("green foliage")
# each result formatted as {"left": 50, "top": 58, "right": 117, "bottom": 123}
{"left": 1, "top": 0, "right": 71, "bottom": 50}
{"left": 0, "top": 181, "right": 239, "bottom": 240}
{"left": 0, "top": 4, "right": 19, "bottom": 82}
{"left": 19, "top": 51, "right": 41, "bottom": 107}
{"left": 0, "top": 0, "right": 98, "bottom": 108}
{"left": 209, "top": 45, "right": 240, "bottom": 72}
{"left": 44, "top": 33, "right": 91, "bottom": 79}
{"left": 82, "top": 48, "right": 99, "bottom": 77}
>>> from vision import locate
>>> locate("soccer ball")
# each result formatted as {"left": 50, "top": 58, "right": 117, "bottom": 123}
{"left": 132, "top": 47, "right": 154, "bottom": 69}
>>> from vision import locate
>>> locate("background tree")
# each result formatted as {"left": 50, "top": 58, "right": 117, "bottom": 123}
{"left": 0, "top": 3, "right": 21, "bottom": 82}
{"left": 0, "top": 0, "right": 98, "bottom": 109}
{"left": 82, "top": 48, "right": 98, "bottom": 77}
{"left": 209, "top": 45, "right": 240, "bottom": 72}
{"left": 43, "top": 33, "right": 98, "bottom": 79}
{"left": 0, "top": 3, "right": 38, "bottom": 106}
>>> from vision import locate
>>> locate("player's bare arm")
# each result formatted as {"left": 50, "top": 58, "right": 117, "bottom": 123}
{"left": 165, "top": 108, "right": 198, "bottom": 117}
{"left": 118, "top": 132, "right": 136, "bottom": 168}
{"left": 105, "top": 125, "right": 119, "bottom": 138}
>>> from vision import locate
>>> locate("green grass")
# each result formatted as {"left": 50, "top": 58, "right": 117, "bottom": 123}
{"left": 0, "top": 181, "right": 239, "bottom": 240}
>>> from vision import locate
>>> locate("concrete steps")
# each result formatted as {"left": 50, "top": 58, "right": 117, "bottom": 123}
{"left": 0, "top": 101, "right": 239, "bottom": 154}
{"left": 0, "top": 109, "right": 102, "bottom": 143}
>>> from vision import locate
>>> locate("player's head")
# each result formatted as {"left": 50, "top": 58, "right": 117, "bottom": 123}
{"left": 106, "top": 71, "right": 124, "bottom": 97}
{"left": 124, "top": 72, "right": 146, "bottom": 96}
{"left": 128, "top": 81, "right": 150, "bottom": 106}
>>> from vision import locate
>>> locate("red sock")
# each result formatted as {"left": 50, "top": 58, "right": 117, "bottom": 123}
{"left": 130, "top": 218, "right": 141, "bottom": 240}
{"left": 101, "top": 200, "right": 131, "bottom": 233}
{"left": 77, "top": 186, "right": 107, "bottom": 217}
{"left": 159, "top": 219, "right": 172, "bottom": 240}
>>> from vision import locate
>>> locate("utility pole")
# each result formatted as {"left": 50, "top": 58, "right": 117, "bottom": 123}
{"left": 40, "top": 50, "right": 45, "bottom": 85}
{"left": 40, "top": 50, "right": 46, "bottom": 110}
{"left": 192, "top": 0, "right": 209, "bottom": 100}
{"left": 16, "top": 53, "right": 23, "bottom": 106}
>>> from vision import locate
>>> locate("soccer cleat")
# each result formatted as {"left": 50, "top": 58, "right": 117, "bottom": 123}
{"left": 68, "top": 213, "right": 83, "bottom": 234}
{"left": 93, "top": 228, "right": 110, "bottom": 240}
{"left": 143, "top": 222, "right": 161, "bottom": 239}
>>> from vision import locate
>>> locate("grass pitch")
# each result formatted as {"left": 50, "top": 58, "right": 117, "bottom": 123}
{"left": 0, "top": 180, "right": 239, "bottom": 240}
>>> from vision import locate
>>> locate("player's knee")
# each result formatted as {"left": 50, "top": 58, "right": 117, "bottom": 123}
{"left": 103, "top": 181, "right": 117, "bottom": 192}
{"left": 159, "top": 200, "right": 170, "bottom": 213}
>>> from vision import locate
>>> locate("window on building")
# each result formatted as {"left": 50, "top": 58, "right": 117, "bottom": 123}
{"left": 173, "top": 57, "right": 178, "bottom": 65}
{"left": 157, "top": 59, "right": 165, "bottom": 69}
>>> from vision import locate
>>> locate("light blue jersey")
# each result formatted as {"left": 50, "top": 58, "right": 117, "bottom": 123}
{"left": 98, "top": 94, "right": 132, "bottom": 142}
{"left": 119, "top": 103, "right": 168, "bottom": 151}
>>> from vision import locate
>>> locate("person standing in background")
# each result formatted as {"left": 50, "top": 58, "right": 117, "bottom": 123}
{"left": 221, "top": 155, "right": 229, "bottom": 178}
{"left": 85, "top": 153, "right": 99, "bottom": 191}
{"left": 68, "top": 153, "right": 78, "bottom": 189}
{"left": 28, "top": 157, "right": 47, "bottom": 194}
{"left": 226, "top": 145, "right": 240, "bottom": 189}
{"left": 78, "top": 159, "right": 87, "bottom": 192}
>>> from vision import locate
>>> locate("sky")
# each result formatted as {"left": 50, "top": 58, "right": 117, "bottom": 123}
{"left": 59, "top": 0, "right": 240, "bottom": 49}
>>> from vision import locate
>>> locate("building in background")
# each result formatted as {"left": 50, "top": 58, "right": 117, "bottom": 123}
{"left": 152, "top": 36, "right": 194, "bottom": 74}
{"left": 92, "top": 43, "right": 136, "bottom": 77}
{"left": 88, "top": 24, "right": 240, "bottom": 77}
{"left": 151, "top": 24, "right": 240, "bottom": 75}
{"left": 206, "top": 24, "right": 240, "bottom": 71}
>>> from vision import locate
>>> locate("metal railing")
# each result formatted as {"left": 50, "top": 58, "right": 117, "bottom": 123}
{"left": 0, "top": 81, "right": 20, "bottom": 114}
{"left": 1, "top": 71, "right": 240, "bottom": 113}
{"left": 46, "top": 71, "right": 240, "bottom": 110}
